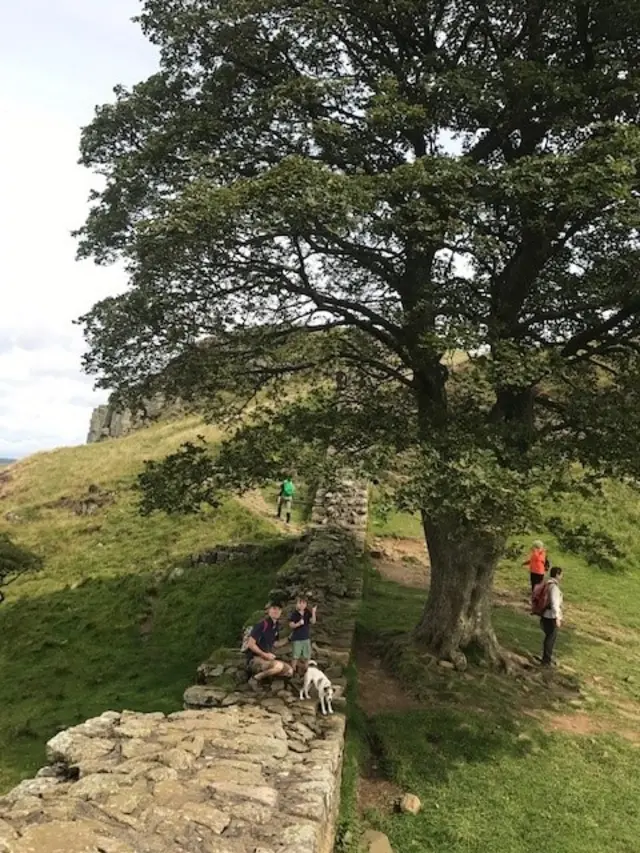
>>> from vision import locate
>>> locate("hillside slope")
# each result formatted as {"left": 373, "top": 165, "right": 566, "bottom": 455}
{"left": 0, "top": 416, "right": 291, "bottom": 791}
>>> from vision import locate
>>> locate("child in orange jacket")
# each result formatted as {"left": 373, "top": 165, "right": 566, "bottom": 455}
{"left": 524, "top": 540, "right": 549, "bottom": 591}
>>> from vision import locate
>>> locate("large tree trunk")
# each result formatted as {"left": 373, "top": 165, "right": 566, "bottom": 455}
{"left": 414, "top": 514, "right": 506, "bottom": 669}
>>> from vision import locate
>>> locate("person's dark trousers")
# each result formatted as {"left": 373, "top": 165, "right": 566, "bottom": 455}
{"left": 541, "top": 617, "right": 558, "bottom": 665}
{"left": 531, "top": 572, "right": 544, "bottom": 591}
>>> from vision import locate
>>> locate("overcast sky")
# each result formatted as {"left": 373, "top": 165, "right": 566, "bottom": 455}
{"left": 0, "top": 0, "right": 158, "bottom": 458}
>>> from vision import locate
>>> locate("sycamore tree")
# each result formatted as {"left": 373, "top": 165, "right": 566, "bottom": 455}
{"left": 77, "top": 0, "right": 640, "bottom": 666}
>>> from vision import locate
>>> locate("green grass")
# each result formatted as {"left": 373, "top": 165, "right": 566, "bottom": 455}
{"left": 0, "top": 553, "right": 281, "bottom": 791}
{"left": 367, "top": 487, "right": 423, "bottom": 539}
{"left": 0, "top": 416, "right": 291, "bottom": 791}
{"left": 369, "top": 712, "right": 640, "bottom": 853}
{"left": 368, "top": 506, "right": 423, "bottom": 539}
{"left": 0, "top": 416, "right": 280, "bottom": 598}
{"left": 345, "top": 478, "right": 640, "bottom": 853}
{"left": 335, "top": 660, "right": 371, "bottom": 852}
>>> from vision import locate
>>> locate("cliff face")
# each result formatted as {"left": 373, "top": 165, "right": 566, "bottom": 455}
{"left": 86, "top": 396, "right": 168, "bottom": 443}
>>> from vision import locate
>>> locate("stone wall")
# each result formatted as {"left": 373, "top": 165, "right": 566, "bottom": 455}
{"left": 188, "top": 527, "right": 361, "bottom": 704}
{"left": 311, "top": 477, "right": 369, "bottom": 552}
{"left": 0, "top": 706, "right": 345, "bottom": 853}
{"left": 0, "top": 527, "right": 365, "bottom": 853}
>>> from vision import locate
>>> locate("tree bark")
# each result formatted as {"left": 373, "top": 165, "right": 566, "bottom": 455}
{"left": 414, "top": 514, "right": 506, "bottom": 668}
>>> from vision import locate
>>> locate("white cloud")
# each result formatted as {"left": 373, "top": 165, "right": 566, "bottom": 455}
{"left": 0, "top": 0, "right": 158, "bottom": 458}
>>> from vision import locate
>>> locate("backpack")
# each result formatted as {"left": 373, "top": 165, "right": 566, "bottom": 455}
{"left": 281, "top": 480, "right": 294, "bottom": 498}
{"left": 531, "top": 581, "right": 551, "bottom": 616}
{"left": 241, "top": 619, "right": 267, "bottom": 653}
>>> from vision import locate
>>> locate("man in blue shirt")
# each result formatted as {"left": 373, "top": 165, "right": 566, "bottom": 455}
{"left": 245, "top": 602, "right": 293, "bottom": 688}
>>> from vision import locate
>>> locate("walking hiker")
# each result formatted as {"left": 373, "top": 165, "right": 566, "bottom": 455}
{"left": 533, "top": 567, "right": 564, "bottom": 666}
{"left": 524, "top": 539, "right": 549, "bottom": 591}
{"left": 244, "top": 602, "right": 294, "bottom": 689}
{"left": 276, "top": 475, "right": 295, "bottom": 524}
{"left": 289, "top": 595, "right": 317, "bottom": 675}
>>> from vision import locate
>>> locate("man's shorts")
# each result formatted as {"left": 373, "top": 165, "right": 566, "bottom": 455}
{"left": 279, "top": 496, "right": 293, "bottom": 511}
{"left": 247, "top": 657, "right": 273, "bottom": 675}
{"left": 247, "top": 656, "right": 293, "bottom": 678}
{"left": 292, "top": 639, "right": 312, "bottom": 660}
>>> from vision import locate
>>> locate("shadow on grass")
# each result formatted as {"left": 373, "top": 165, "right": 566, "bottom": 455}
{"left": 0, "top": 539, "right": 291, "bottom": 792}
{"left": 352, "top": 566, "right": 608, "bottom": 780}
{"left": 361, "top": 701, "right": 640, "bottom": 853}
{"left": 360, "top": 567, "right": 595, "bottom": 699}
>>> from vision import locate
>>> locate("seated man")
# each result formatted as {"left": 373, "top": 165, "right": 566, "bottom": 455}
{"left": 245, "top": 602, "right": 294, "bottom": 689}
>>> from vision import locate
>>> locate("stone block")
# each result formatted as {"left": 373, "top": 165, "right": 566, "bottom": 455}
{"left": 46, "top": 730, "right": 115, "bottom": 766}
{"left": 363, "top": 829, "right": 394, "bottom": 853}
{"left": 400, "top": 793, "right": 422, "bottom": 815}
{"left": 183, "top": 685, "right": 227, "bottom": 709}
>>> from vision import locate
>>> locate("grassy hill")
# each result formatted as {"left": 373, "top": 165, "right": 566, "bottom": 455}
{"left": 5, "top": 406, "right": 640, "bottom": 853}
{"left": 0, "top": 416, "right": 294, "bottom": 791}
{"left": 338, "top": 485, "right": 640, "bottom": 853}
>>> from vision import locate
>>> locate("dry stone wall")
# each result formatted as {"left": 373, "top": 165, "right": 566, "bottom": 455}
{"left": 189, "top": 527, "right": 362, "bottom": 705}
{"left": 0, "top": 705, "right": 345, "bottom": 853}
{"left": 311, "top": 477, "right": 368, "bottom": 552}
{"left": 0, "top": 517, "right": 366, "bottom": 853}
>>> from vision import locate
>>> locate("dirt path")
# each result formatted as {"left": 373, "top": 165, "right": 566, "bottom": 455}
{"left": 238, "top": 489, "right": 303, "bottom": 534}
{"left": 541, "top": 710, "right": 640, "bottom": 744}
{"left": 369, "top": 536, "right": 430, "bottom": 588}
{"left": 356, "top": 645, "right": 423, "bottom": 715}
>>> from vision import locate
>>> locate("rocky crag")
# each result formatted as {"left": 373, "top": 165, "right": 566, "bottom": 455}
{"left": 0, "top": 483, "right": 368, "bottom": 853}
{"left": 87, "top": 396, "right": 170, "bottom": 443}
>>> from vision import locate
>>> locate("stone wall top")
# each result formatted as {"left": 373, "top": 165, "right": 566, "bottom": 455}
{"left": 0, "top": 705, "right": 344, "bottom": 853}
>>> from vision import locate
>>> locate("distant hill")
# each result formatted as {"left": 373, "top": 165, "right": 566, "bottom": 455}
{"left": 0, "top": 459, "right": 14, "bottom": 466}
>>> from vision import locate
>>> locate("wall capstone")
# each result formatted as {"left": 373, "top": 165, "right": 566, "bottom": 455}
{"left": 0, "top": 706, "right": 345, "bottom": 853}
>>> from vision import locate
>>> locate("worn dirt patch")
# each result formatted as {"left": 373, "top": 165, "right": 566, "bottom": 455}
{"left": 493, "top": 586, "right": 531, "bottom": 609}
{"left": 369, "top": 537, "right": 430, "bottom": 588}
{"left": 543, "top": 711, "right": 640, "bottom": 744}
{"left": 238, "top": 489, "right": 302, "bottom": 533}
{"left": 356, "top": 645, "right": 423, "bottom": 715}
{"left": 355, "top": 645, "right": 411, "bottom": 815}
{"left": 358, "top": 775, "right": 403, "bottom": 816}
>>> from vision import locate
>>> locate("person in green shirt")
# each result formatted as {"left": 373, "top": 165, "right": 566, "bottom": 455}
{"left": 276, "top": 476, "right": 295, "bottom": 524}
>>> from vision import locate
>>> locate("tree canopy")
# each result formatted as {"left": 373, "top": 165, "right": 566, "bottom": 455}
{"left": 77, "top": 0, "right": 640, "bottom": 664}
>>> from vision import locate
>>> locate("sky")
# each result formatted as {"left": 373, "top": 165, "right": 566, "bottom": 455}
{"left": 0, "top": 0, "right": 159, "bottom": 458}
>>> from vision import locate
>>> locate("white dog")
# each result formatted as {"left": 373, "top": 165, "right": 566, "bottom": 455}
{"left": 299, "top": 660, "right": 334, "bottom": 715}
